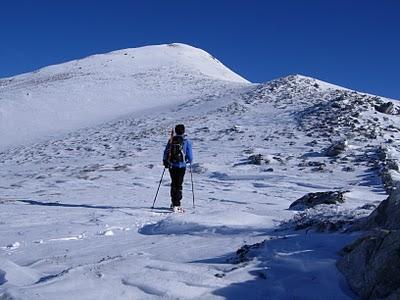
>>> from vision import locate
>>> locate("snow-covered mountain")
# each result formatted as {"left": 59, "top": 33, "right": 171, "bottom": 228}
{"left": 0, "top": 43, "right": 249, "bottom": 150}
{"left": 1, "top": 44, "right": 400, "bottom": 299}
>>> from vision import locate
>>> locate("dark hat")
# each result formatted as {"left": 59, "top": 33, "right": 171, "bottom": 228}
{"left": 175, "top": 124, "right": 185, "bottom": 135}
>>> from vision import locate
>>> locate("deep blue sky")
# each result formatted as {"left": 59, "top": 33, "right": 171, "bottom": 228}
{"left": 1, "top": 0, "right": 399, "bottom": 99}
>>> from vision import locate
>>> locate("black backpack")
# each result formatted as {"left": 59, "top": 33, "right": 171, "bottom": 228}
{"left": 169, "top": 135, "right": 185, "bottom": 163}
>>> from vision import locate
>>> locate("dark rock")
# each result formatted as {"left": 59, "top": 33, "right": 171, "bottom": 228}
{"left": 354, "top": 189, "right": 400, "bottom": 231}
{"left": 306, "top": 161, "right": 326, "bottom": 167}
{"left": 233, "top": 240, "right": 266, "bottom": 263}
{"left": 342, "top": 166, "right": 355, "bottom": 172}
{"left": 272, "top": 156, "right": 284, "bottom": 164}
{"left": 375, "top": 102, "right": 395, "bottom": 114}
{"left": 247, "top": 154, "right": 265, "bottom": 165}
{"left": 338, "top": 185, "right": 400, "bottom": 299}
{"left": 289, "top": 191, "right": 347, "bottom": 211}
{"left": 386, "top": 160, "right": 399, "bottom": 171}
{"left": 243, "top": 148, "right": 254, "bottom": 154}
{"left": 337, "top": 229, "right": 400, "bottom": 299}
{"left": 325, "top": 140, "right": 347, "bottom": 157}
{"left": 305, "top": 140, "right": 318, "bottom": 146}
{"left": 311, "top": 166, "right": 326, "bottom": 172}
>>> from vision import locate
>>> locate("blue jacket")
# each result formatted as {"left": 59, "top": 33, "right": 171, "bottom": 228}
{"left": 163, "top": 135, "right": 193, "bottom": 168}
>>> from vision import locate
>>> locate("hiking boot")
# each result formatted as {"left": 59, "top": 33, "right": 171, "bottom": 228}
{"left": 172, "top": 206, "right": 184, "bottom": 213}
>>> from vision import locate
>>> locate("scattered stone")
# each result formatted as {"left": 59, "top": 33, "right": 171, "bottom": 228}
{"left": 342, "top": 166, "right": 355, "bottom": 172}
{"left": 306, "top": 161, "right": 326, "bottom": 168}
{"left": 305, "top": 140, "right": 318, "bottom": 147}
{"left": 243, "top": 148, "right": 254, "bottom": 154}
{"left": 272, "top": 156, "right": 284, "bottom": 164}
{"left": 289, "top": 191, "right": 348, "bottom": 211}
{"left": 311, "top": 165, "right": 326, "bottom": 172}
{"left": 112, "top": 163, "right": 131, "bottom": 171}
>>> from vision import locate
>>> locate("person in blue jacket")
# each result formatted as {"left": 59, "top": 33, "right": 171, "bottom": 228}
{"left": 163, "top": 124, "right": 193, "bottom": 212}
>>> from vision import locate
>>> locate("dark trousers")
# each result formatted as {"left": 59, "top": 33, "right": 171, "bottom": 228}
{"left": 169, "top": 167, "right": 186, "bottom": 207}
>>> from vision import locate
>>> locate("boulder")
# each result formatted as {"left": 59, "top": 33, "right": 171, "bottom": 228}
{"left": 375, "top": 102, "right": 395, "bottom": 115}
{"left": 337, "top": 229, "right": 400, "bottom": 299}
{"left": 353, "top": 188, "right": 400, "bottom": 231}
{"left": 247, "top": 154, "right": 265, "bottom": 165}
{"left": 289, "top": 191, "right": 347, "bottom": 211}
{"left": 325, "top": 140, "right": 347, "bottom": 157}
{"left": 338, "top": 187, "right": 400, "bottom": 299}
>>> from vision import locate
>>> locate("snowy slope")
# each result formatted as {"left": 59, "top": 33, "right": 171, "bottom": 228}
{"left": 0, "top": 43, "right": 249, "bottom": 150}
{"left": 1, "top": 46, "right": 400, "bottom": 299}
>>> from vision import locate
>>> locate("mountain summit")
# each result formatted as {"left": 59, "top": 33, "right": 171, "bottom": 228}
{"left": 0, "top": 43, "right": 249, "bottom": 149}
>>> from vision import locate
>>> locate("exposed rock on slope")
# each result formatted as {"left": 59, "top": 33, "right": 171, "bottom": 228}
{"left": 325, "top": 140, "right": 347, "bottom": 157}
{"left": 337, "top": 157, "right": 400, "bottom": 299}
{"left": 289, "top": 191, "right": 347, "bottom": 211}
{"left": 282, "top": 204, "right": 374, "bottom": 232}
{"left": 337, "top": 229, "right": 400, "bottom": 299}
{"left": 356, "top": 190, "right": 400, "bottom": 231}
{"left": 375, "top": 101, "right": 395, "bottom": 115}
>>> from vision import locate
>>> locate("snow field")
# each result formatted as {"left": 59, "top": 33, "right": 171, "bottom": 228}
{"left": 1, "top": 46, "right": 399, "bottom": 299}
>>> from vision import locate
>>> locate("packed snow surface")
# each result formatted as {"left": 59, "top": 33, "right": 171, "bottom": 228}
{"left": 1, "top": 44, "right": 400, "bottom": 299}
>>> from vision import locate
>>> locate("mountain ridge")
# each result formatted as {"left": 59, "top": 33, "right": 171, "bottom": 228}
{"left": 1, "top": 45, "right": 400, "bottom": 298}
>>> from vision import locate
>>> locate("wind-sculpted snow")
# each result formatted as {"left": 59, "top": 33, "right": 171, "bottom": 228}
{"left": 139, "top": 211, "right": 273, "bottom": 236}
{"left": 0, "top": 258, "right": 41, "bottom": 286}
{"left": 1, "top": 62, "right": 400, "bottom": 298}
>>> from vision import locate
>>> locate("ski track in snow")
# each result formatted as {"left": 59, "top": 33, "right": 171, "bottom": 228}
{"left": 1, "top": 46, "right": 399, "bottom": 299}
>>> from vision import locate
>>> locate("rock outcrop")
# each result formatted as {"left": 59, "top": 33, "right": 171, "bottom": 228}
{"left": 375, "top": 101, "right": 395, "bottom": 115}
{"left": 337, "top": 229, "right": 400, "bottom": 299}
{"left": 289, "top": 191, "right": 347, "bottom": 211}
{"left": 338, "top": 181, "right": 400, "bottom": 298}
{"left": 352, "top": 188, "right": 400, "bottom": 232}
{"left": 325, "top": 140, "right": 347, "bottom": 157}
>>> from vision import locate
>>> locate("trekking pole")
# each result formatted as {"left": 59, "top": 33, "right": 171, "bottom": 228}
{"left": 151, "top": 168, "right": 166, "bottom": 209}
{"left": 189, "top": 164, "right": 195, "bottom": 208}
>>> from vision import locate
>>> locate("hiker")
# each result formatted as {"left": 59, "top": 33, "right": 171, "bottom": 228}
{"left": 163, "top": 124, "right": 193, "bottom": 212}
